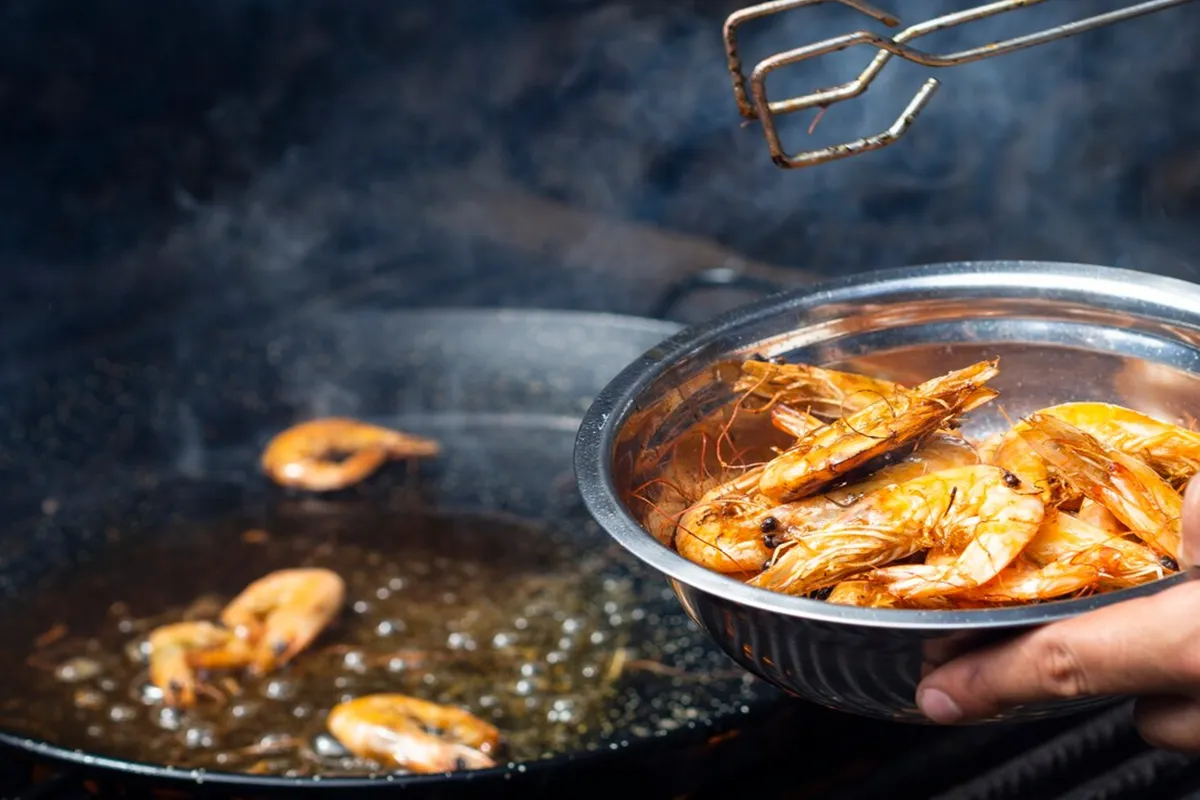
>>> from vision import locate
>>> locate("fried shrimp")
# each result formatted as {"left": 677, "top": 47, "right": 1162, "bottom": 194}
{"left": 1033, "top": 402, "right": 1200, "bottom": 485}
{"left": 327, "top": 694, "right": 501, "bottom": 774}
{"left": 831, "top": 559, "right": 1102, "bottom": 607}
{"left": 769, "top": 404, "right": 827, "bottom": 439}
{"left": 1019, "top": 413, "right": 1183, "bottom": 561}
{"left": 735, "top": 360, "right": 909, "bottom": 418}
{"left": 147, "top": 621, "right": 254, "bottom": 708}
{"left": 749, "top": 465, "right": 1042, "bottom": 597}
{"left": 756, "top": 360, "right": 999, "bottom": 504}
{"left": 1026, "top": 508, "right": 1168, "bottom": 588}
{"left": 674, "top": 433, "right": 978, "bottom": 574}
{"left": 220, "top": 568, "right": 346, "bottom": 675}
{"left": 654, "top": 355, "right": 1191, "bottom": 608}
{"left": 261, "top": 418, "right": 441, "bottom": 492}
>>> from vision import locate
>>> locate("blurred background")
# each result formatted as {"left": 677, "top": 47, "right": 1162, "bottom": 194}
{"left": 2, "top": 0, "right": 1198, "bottom": 367}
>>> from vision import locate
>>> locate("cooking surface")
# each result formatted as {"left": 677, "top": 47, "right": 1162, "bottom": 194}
{"left": 3, "top": 0, "right": 1200, "bottom": 797}
{"left": 0, "top": 417, "right": 773, "bottom": 778}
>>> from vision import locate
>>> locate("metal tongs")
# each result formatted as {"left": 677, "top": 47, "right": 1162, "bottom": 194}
{"left": 724, "top": 0, "right": 1200, "bottom": 169}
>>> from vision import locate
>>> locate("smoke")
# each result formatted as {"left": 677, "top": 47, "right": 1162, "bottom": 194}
{"left": 2, "top": 0, "right": 1199, "bottom": 358}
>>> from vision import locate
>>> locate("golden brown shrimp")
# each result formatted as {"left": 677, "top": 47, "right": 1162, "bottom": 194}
{"left": 147, "top": 621, "right": 255, "bottom": 708}
{"left": 674, "top": 479, "right": 777, "bottom": 573}
{"left": 769, "top": 404, "right": 827, "bottom": 439}
{"left": 1033, "top": 402, "right": 1200, "bottom": 484}
{"left": 220, "top": 568, "right": 345, "bottom": 675}
{"left": 261, "top": 418, "right": 441, "bottom": 492}
{"left": 757, "top": 360, "right": 1000, "bottom": 504}
{"left": 962, "top": 558, "right": 1103, "bottom": 604}
{"left": 989, "top": 427, "right": 1056, "bottom": 505}
{"left": 836, "top": 557, "right": 1099, "bottom": 607}
{"left": 327, "top": 694, "right": 501, "bottom": 774}
{"left": 1019, "top": 413, "right": 1183, "bottom": 561}
{"left": 987, "top": 401, "right": 1200, "bottom": 506}
{"left": 749, "top": 465, "right": 1042, "bottom": 597}
{"left": 869, "top": 468, "right": 1046, "bottom": 601}
{"left": 1025, "top": 509, "right": 1168, "bottom": 587}
{"left": 762, "top": 432, "right": 981, "bottom": 541}
{"left": 735, "top": 359, "right": 909, "bottom": 418}
{"left": 1077, "top": 498, "right": 1125, "bottom": 536}
{"left": 674, "top": 433, "right": 978, "bottom": 574}
{"left": 827, "top": 580, "right": 903, "bottom": 608}
{"left": 973, "top": 432, "right": 1005, "bottom": 466}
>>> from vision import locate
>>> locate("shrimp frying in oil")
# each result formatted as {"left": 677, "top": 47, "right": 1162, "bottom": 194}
{"left": 147, "top": 621, "right": 255, "bottom": 708}
{"left": 749, "top": 465, "right": 1043, "bottom": 597}
{"left": 220, "top": 568, "right": 346, "bottom": 675}
{"left": 675, "top": 433, "right": 978, "bottom": 574}
{"left": 1019, "top": 413, "right": 1183, "bottom": 561}
{"left": 327, "top": 694, "right": 501, "bottom": 774}
{"left": 757, "top": 360, "right": 999, "bottom": 504}
{"left": 261, "top": 418, "right": 441, "bottom": 492}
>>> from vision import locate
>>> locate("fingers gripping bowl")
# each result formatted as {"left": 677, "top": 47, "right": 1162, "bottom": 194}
{"left": 574, "top": 262, "right": 1200, "bottom": 723}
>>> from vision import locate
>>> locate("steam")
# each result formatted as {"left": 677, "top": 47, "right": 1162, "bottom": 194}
{"left": 4, "top": 0, "right": 1200, "bottom": 351}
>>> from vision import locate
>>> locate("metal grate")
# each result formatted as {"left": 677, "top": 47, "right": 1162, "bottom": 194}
{"left": 723, "top": 0, "right": 1200, "bottom": 169}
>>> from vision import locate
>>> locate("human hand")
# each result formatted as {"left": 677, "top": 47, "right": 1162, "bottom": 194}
{"left": 915, "top": 477, "right": 1200, "bottom": 751}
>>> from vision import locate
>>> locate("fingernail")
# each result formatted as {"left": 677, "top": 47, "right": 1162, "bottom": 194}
{"left": 917, "top": 687, "right": 963, "bottom": 724}
{"left": 1182, "top": 477, "right": 1200, "bottom": 569}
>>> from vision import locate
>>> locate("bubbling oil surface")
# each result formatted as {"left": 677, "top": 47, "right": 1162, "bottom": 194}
{"left": 0, "top": 509, "right": 770, "bottom": 776}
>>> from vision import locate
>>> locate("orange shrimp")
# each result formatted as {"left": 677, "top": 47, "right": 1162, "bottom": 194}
{"left": 1018, "top": 413, "right": 1183, "bottom": 561}
{"left": 1032, "top": 402, "right": 1200, "bottom": 485}
{"left": 261, "top": 418, "right": 441, "bottom": 492}
{"left": 674, "top": 433, "right": 978, "bottom": 574}
{"left": 749, "top": 465, "right": 1042, "bottom": 597}
{"left": 1025, "top": 508, "right": 1168, "bottom": 588}
{"left": 734, "top": 359, "right": 909, "bottom": 418}
{"left": 830, "top": 559, "right": 1101, "bottom": 607}
{"left": 769, "top": 404, "right": 827, "bottom": 439}
{"left": 146, "top": 621, "right": 255, "bottom": 708}
{"left": 757, "top": 360, "right": 999, "bottom": 504}
{"left": 961, "top": 558, "right": 1104, "bottom": 604}
{"left": 327, "top": 694, "right": 501, "bottom": 774}
{"left": 220, "top": 568, "right": 345, "bottom": 675}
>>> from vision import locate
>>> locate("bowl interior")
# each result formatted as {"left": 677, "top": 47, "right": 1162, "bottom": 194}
{"left": 599, "top": 265, "right": 1200, "bottom": 626}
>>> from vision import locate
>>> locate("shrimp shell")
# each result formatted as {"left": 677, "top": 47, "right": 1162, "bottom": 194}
{"left": 749, "top": 464, "right": 1042, "bottom": 597}
{"left": 757, "top": 359, "right": 999, "bottom": 504}
{"left": 1019, "top": 413, "right": 1183, "bottom": 561}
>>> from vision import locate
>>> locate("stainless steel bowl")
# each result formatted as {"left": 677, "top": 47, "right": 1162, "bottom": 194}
{"left": 574, "top": 261, "right": 1200, "bottom": 723}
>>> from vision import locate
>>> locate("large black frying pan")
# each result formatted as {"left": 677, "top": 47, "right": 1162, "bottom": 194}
{"left": 0, "top": 308, "right": 800, "bottom": 798}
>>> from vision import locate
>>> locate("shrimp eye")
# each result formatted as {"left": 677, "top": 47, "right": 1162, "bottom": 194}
{"left": 762, "top": 533, "right": 781, "bottom": 549}
{"left": 759, "top": 516, "right": 779, "bottom": 533}
{"left": 748, "top": 353, "right": 768, "bottom": 362}
{"left": 768, "top": 356, "right": 788, "bottom": 365}
{"left": 272, "top": 640, "right": 290, "bottom": 657}
{"left": 1160, "top": 555, "right": 1179, "bottom": 571}
{"left": 1001, "top": 470, "right": 1021, "bottom": 488}
{"left": 455, "top": 757, "right": 469, "bottom": 770}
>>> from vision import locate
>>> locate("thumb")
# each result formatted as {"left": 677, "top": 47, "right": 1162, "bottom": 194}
{"left": 915, "top": 580, "right": 1200, "bottom": 724}
{"left": 1180, "top": 476, "right": 1200, "bottom": 570}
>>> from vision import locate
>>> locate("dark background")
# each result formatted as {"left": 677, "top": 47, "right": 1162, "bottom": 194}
{"left": 2, "top": 0, "right": 1199, "bottom": 368}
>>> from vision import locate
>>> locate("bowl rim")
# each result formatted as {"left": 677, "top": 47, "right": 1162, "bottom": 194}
{"left": 574, "top": 260, "right": 1200, "bottom": 631}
